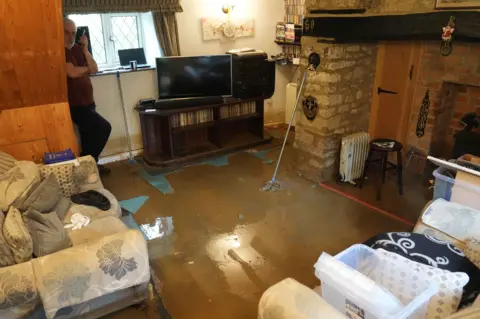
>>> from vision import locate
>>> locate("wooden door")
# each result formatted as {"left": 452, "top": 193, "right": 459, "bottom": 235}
{"left": 369, "top": 42, "right": 421, "bottom": 145}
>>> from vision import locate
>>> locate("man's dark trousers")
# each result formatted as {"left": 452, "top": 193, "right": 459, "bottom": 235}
{"left": 70, "top": 104, "right": 111, "bottom": 162}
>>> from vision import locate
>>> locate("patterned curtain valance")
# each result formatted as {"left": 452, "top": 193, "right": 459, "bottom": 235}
{"left": 63, "top": 0, "right": 183, "bottom": 14}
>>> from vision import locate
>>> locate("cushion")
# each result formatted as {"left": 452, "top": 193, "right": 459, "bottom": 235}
{"left": 465, "top": 238, "right": 480, "bottom": 269}
{"left": 3, "top": 207, "right": 33, "bottom": 263}
{"left": 0, "top": 262, "right": 39, "bottom": 315}
{"left": 40, "top": 164, "right": 76, "bottom": 198}
{"left": 258, "top": 278, "right": 346, "bottom": 319}
{"left": 0, "top": 211, "right": 15, "bottom": 267}
{"left": 67, "top": 216, "right": 128, "bottom": 246}
{"left": 377, "top": 249, "right": 470, "bottom": 319}
{"left": 0, "top": 161, "right": 41, "bottom": 212}
{"left": 23, "top": 210, "right": 71, "bottom": 257}
{"left": 0, "top": 152, "right": 16, "bottom": 176}
{"left": 20, "top": 173, "right": 60, "bottom": 213}
{"left": 52, "top": 195, "right": 71, "bottom": 222}
{"left": 74, "top": 156, "right": 103, "bottom": 192}
{"left": 421, "top": 199, "right": 480, "bottom": 243}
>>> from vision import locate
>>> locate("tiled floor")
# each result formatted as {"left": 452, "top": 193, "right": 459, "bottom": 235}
{"left": 101, "top": 141, "right": 423, "bottom": 319}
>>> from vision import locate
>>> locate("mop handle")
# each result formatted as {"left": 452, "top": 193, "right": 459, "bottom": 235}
{"left": 271, "top": 71, "right": 307, "bottom": 182}
{"left": 116, "top": 71, "right": 134, "bottom": 160}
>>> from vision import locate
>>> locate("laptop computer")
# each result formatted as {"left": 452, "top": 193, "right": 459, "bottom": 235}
{"left": 118, "top": 48, "right": 150, "bottom": 69}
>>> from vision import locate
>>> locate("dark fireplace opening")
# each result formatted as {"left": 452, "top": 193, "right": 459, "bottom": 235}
{"left": 429, "top": 82, "right": 480, "bottom": 160}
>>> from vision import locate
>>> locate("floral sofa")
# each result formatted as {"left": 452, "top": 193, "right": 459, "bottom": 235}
{"left": 0, "top": 155, "right": 150, "bottom": 319}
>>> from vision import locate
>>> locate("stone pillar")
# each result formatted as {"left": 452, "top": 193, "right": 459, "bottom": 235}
{"left": 293, "top": 38, "right": 377, "bottom": 182}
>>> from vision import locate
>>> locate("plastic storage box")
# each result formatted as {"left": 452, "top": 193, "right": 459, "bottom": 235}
{"left": 433, "top": 165, "right": 480, "bottom": 202}
{"left": 314, "top": 245, "right": 438, "bottom": 319}
{"left": 433, "top": 167, "right": 455, "bottom": 200}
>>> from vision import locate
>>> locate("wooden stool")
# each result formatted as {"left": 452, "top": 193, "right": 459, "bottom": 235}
{"left": 359, "top": 138, "right": 404, "bottom": 200}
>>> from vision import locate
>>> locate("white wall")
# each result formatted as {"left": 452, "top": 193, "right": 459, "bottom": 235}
{"left": 92, "top": 70, "right": 157, "bottom": 157}
{"left": 177, "top": 0, "right": 291, "bottom": 124}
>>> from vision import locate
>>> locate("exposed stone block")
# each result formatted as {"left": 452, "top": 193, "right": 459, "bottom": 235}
{"left": 312, "top": 72, "right": 342, "bottom": 83}
{"left": 324, "top": 60, "right": 357, "bottom": 71}
{"left": 316, "top": 94, "right": 344, "bottom": 106}
{"left": 338, "top": 104, "right": 350, "bottom": 113}
{"left": 353, "top": 67, "right": 367, "bottom": 81}
{"left": 346, "top": 45, "right": 361, "bottom": 53}
{"left": 325, "top": 46, "right": 345, "bottom": 59}
{"left": 297, "top": 128, "right": 315, "bottom": 146}
{"left": 309, "top": 158, "right": 322, "bottom": 169}
{"left": 356, "top": 90, "right": 363, "bottom": 100}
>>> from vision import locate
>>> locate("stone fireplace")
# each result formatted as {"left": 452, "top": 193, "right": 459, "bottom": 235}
{"left": 293, "top": 0, "right": 480, "bottom": 182}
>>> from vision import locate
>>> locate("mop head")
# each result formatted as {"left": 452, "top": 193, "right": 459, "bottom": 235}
{"left": 260, "top": 180, "right": 282, "bottom": 192}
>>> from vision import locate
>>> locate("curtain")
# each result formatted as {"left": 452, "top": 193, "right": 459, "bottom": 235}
{"left": 63, "top": 0, "right": 183, "bottom": 14}
{"left": 153, "top": 12, "right": 181, "bottom": 56}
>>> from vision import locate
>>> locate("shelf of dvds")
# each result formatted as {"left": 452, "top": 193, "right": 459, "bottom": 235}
{"left": 136, "top": 98, "right": 272, "bottom": 167}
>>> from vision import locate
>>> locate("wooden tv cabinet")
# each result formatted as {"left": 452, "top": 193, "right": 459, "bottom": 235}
{"left": 136, "top": 98, "right": 273, "bottom": 167}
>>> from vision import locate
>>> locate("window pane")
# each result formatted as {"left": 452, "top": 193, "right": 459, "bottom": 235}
{"left": 110, "top": 15, "right": 140, "bottom": 60}
{"left": 68, "top": 14, "right": 107, "bottom": 65}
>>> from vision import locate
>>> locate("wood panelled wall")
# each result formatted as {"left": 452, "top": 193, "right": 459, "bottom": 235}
{"left": 0, "top": 0, "right": 78, "bottom": 161}
{"left": 0, "top": 0, "right": 67, "bottom": 109}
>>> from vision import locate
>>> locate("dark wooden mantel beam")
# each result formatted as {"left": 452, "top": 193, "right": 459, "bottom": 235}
{"left": 303, "top": 11, "right": 480, "bottom": 42}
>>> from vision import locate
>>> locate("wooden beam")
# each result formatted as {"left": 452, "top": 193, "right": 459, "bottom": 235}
{"left": 303, "top": 11, "right": 480, "bottom": 42}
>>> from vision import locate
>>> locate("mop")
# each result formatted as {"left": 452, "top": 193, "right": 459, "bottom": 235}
{"left": 261, "top": 53, "right": 321, "bottom": 192}
{"left": 116, "top": 71, "right": 136, "bottom": 164}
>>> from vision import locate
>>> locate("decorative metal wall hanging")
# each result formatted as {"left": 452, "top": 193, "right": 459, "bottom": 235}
{"left": 416, "top": 90, "right": 430, "bottom": 137}
{"left": 441, "top": 16, "right": 455, "bottom": 56}
{"left": 303, "top": 95, "right": 318, "bottom": 121}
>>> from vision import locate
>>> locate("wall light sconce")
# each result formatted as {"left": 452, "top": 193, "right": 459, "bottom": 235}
{"left": 222, "top": 4, "right": 235, "bottom": 15}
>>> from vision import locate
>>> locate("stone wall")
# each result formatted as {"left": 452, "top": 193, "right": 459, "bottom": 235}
{"left": 294, "top": 40, "right": 377, "bottom": 181}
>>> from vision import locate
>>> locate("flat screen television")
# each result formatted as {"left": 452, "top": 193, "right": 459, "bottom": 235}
{"left": 156, "top": 55, "right": 232, "bottom": 99}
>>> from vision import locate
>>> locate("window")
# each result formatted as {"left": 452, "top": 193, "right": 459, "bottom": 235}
{"left": 69, "top": 13, "right": 146, "bottom": 68}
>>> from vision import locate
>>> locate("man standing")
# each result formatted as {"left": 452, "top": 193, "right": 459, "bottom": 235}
{"left": 64, "top": 17, "right": 112, "bottom": 174}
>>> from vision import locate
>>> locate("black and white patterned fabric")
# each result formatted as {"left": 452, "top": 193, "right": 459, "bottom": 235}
{"left": 364, "top": 232, "right": 480, "bottom": 308}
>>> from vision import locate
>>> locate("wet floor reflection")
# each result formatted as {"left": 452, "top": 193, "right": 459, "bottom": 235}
{"left": 140, "top": 216, "right": 174, "bottom": 240}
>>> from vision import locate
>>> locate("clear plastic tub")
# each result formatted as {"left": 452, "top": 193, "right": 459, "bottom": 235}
{"left": 433, "top": 166, "right": 480, "bottom": 202}
{"left": 314, "top": 245, "right": 438, "bottom": 319}
{"left": 433, "top": 167, "right": 455, "bottom": 200}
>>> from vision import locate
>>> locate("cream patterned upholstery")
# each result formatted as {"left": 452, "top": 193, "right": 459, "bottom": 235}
{"left": 32, "top": 230, "right": 149, "bottom": 319}
{"left": 0, "top": 262, "right": 40, "bottom": 319}
{"left": 3, "top": 207, "right": 33, "bottom": 264}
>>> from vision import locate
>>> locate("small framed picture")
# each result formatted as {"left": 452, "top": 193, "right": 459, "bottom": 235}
{"left": 436, "top": 0, "right": 480, "bottom": 9}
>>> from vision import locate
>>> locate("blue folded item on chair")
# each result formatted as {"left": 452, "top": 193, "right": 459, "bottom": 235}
{"left": 44, "top": 149, "right": 76, "bottom": 164}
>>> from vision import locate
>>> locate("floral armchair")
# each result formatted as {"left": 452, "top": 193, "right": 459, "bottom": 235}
{"left": 0, "top": 156, "right": 150, "bottom": 319}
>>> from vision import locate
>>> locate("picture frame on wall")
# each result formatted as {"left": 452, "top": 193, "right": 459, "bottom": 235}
{"left": 436, "top": 0, "right": 480, "bottom": 9}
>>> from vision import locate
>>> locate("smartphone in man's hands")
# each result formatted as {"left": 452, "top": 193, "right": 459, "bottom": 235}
{"left": 75, "top": 26, "right": 92, "bottom": 54}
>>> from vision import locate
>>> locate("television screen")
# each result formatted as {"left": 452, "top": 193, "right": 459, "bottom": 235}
{"left": 156, "top": 55, "right": 232, "bottom": 99}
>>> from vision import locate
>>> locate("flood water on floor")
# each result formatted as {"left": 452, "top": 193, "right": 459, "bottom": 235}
{"left": 102, "top": 144, "right": 415, "bottom": 319}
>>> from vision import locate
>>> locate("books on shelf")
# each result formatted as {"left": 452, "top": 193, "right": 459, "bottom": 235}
{"left": 170, "top": 109, "right": 214, "bottom": 128}
{"left": 220, "top": 101, "right": 257, "bottom": 119}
